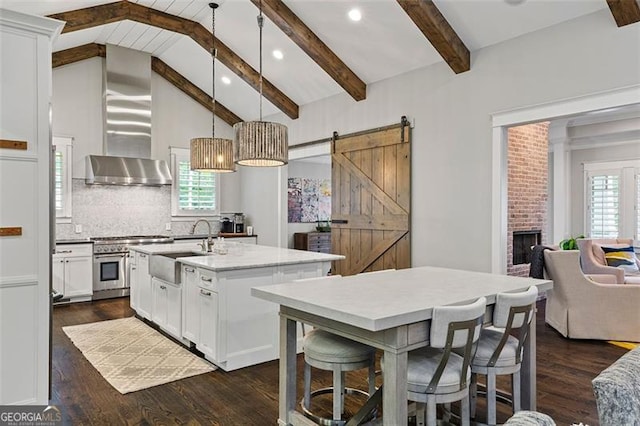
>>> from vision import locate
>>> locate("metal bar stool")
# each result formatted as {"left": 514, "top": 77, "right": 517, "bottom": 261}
{"left": 293, "top": 276, "right": 377, "bottom": 425}
{"left": 470, "top": 286, "right": 538, "bottom": 425}
{"left": 382, "top": 296, "right": 486, "bottom": 426}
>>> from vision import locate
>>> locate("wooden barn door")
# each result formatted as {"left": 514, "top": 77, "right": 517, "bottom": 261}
{"left": 331, "top": 120, "right": 411, "bottom": 276}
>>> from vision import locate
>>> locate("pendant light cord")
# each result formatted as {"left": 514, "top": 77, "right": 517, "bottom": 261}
{"left": 258, "top": 0, "right": 264, "bottom": 121}
{"left": 211, "top": 3, "right": 217, "bottom": 139}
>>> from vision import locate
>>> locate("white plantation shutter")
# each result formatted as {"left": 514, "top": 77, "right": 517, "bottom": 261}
{"left": 171, "top": 147, "right": 219, "bottom": 216}
{"left": 53, "top": 137, "right": 72, "bottom": 220}
{"left": 54, "top": 150, "right": 63, "bottom": 212}
{"left": 587, "top": 173, "right": 619, "bottom": 238}
{"left": 178, "top": 160, "right": 216, "bottom": 211}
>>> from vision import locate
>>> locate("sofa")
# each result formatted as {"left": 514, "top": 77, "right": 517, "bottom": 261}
{"left": 576, "top": 238, "right": 640, "bottom": 284}
{"left": 543, "top": 250, "right": 640, "bottom": 342}
{"left": 592, "top": 345, "right": 640, "bottom": 426}
{"left": 503, "top": 411, "right": 555, "bottom": 425}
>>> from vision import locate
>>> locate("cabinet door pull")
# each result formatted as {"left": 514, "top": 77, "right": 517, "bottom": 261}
{"left": 331, "top": 219, "right": 348, "bottom": 224}
{"left": 200, "top": 289, "right": 212, "bottom": 296}
{"left": 56, "top": 250, "right": 72, "bottom": 254}
{"left": 140, "top": 254, "right": 147, "bottom": 258}
{"left": 201, "top": 276, "right": 213, "bottom": 282}
{"left": 131, "top": 266, "right": 136, "bottom": 270}
{"left": 160, "top": 285, "right": 166, "bottom": 290}
{"left": 185, "top": 267, "right": 195, "bottom": 273}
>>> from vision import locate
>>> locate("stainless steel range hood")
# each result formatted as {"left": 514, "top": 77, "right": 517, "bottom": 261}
{"left": 86, "top": 155, "right": 172, "bottom": 186}
{"left": 86, "top": 45, "right": 171, "bottom": 186}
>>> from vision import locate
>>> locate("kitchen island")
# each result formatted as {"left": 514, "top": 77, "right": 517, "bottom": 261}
{"left": 128, "top": 242, "right": 343, "bottom": 371}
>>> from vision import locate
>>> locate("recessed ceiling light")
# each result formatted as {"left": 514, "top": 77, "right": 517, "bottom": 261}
{"left": 348, "top": 9, "right": 361, "bottom": 22}
{"left": 221, "top": 76, "right": 231, "bottom": 85}
{"left": 272, "top": 49, "right": 284, "bottom": 60}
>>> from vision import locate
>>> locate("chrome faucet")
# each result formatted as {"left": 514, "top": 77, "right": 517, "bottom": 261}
{"left": 191, "top": 219, "right": 214, "bottom": 252}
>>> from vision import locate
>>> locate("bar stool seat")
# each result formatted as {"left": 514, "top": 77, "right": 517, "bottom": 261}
{"left": 293, "top": 275, "right": 377, "bottom": 425}
{"left": 304, "top": 329, "right": 376, "bottom": 364}
{"left": 302, "top": 329, "right": 376, "bottom": 425}
{"left": 470, "top": 286, "right": 539, "bottom": 426}
{"left": 473, "top": 329, "right": 521, "bottom": 368}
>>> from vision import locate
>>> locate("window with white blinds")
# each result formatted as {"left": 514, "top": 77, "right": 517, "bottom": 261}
{"left": 53, "top": 136, "right": 72, "bottom": 220}
{"left": 587, "top": 174, "right": 619, "bottom": 238}
{"left": 171, "top": 148, "right": 218, "bottom": 217}
{"left": 54, "top": 150, "right": 63, "bottom": 211}
{"left": 584, "top": 160, "right": 640, "bottom": 240}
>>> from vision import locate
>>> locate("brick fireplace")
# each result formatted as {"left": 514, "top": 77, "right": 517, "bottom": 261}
{"left": 507, "top": 122, "right": 549, "bottom": 277}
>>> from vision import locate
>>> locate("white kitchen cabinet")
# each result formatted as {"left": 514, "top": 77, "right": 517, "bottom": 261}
{"left": 181, "top": 264, "right": 199, "bottom": 342}
{"left": 197, "top": 284, "right": 219, "bottom": 361}
{"left": 129, "top": 253, "right": 138, "bottom": 309}
{"left": 136, "top": 251, "right": 152, "bottom": 320}
{"left": 151, "top": 277, "right": 182, "bottom": 340}
{"left": 181, "top": 261, "right": 330, "bottom": 371}
{"left": 0, "top": 9, "right": 64, "bottom": 405}
{"left": 53, "top": 243, "right": 93, "bottom": 301}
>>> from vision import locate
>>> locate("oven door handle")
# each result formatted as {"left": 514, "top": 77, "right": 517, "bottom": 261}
{"left": 94, "top": 254, "right": 127, "bottom": 259}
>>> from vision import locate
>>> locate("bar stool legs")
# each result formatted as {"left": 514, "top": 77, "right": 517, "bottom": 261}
{"left": 301, "top": 330, "right": 376, "bottom": 425}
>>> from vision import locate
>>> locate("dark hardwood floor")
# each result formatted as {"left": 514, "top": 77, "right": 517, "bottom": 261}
{"left": 51, "top": 298, "right": 626, "bottom": 425}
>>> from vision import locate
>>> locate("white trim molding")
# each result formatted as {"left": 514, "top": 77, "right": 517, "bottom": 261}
{"left": 491, "top": 85, "right": 640, "bottom": 274}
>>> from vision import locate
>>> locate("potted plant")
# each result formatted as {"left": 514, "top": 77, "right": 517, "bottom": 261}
{"left": 559, "top": 234, "right": 584, "bottom": 250}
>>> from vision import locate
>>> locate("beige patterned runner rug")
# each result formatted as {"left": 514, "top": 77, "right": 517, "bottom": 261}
{"left": 62, "top": 317, "right": 215, "bottom": 394}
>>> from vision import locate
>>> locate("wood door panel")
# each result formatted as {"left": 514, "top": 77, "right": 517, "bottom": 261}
{"left": 334, "top": 127, "right": 408, "bottom": 153}
{"left": 331, "top": 122, "right": 411, "bottom": 275}
{"left": 331, "top": 215, "right": 408, "bottom": 230}
{"left": 332, "top": 154, "right": 406, "bottom": 215}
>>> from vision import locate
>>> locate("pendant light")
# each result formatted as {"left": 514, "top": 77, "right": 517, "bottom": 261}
{"left": 233, "top": 0, "right": 288, "bottom": 167}
{"left": 190, "top": 3, "right": 235, "bottom": 173}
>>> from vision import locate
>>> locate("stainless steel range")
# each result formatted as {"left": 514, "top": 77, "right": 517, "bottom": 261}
{"left": 91, "top": 235, "right": 173, "bottom": 300}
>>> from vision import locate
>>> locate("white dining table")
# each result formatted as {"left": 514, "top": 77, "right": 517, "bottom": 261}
{"left": 252, "top": 266, "right": 553, "bottom": 426}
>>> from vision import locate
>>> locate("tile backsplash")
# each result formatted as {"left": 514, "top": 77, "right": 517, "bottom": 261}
{"left": 56, "top": 179, "right": 219, "bottom": 240}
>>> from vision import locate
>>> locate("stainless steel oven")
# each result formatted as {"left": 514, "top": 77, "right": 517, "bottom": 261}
{"left": 91, "top": 235, "right": 173, "bottom": 300}
{"left": 93, "top": 252, "right": 127, "bottom": 296}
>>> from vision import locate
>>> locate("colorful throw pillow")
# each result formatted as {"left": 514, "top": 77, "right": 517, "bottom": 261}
{"left": 602, "top": 246, "right": 640, "bottom": 274}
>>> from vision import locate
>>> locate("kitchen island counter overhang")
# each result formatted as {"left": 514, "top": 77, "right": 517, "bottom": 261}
{"left": 129, "top": 242, "right": 343, "bottom": 371}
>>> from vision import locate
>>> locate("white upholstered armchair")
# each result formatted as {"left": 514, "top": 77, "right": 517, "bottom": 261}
{"left": 544, "top": 250, "right": 640, "bottom": 342}
{"left": 576, "top": 238, "right": 640, "bottom": 284}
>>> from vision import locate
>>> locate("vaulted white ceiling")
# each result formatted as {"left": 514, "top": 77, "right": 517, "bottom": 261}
{"left": 0, "top": 0, "right": 612, "bottom": 122}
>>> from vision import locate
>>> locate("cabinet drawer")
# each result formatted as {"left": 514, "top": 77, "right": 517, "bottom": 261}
{"left": 308, "top": 234, "right": 331, "bottom": 244}
{"left": 54, "top": 243, "right": 93, "bottom": 257}
{"left": 198, "top": 270, "right": 219, "bottom": 292}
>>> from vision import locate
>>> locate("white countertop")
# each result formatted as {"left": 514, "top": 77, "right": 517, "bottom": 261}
{"left": 252, "top": 267, "right": 553, "bottom": 331}
{"left": 130, "top": 243, "right": 344, "bottom": 271}
{"left": 129, "top": 242, "right": 201, "bottom": 255}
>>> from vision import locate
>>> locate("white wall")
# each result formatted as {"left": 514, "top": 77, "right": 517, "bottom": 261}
{"left": 150, "top": 72, "right": 241, "bottom": 211}
{"left": 51, "top": 58, "right": 242, "bottom": 235}
{"left": 52, "top": 57, "right": 103, "bottom": 178}
{"left": 260, "top": 9, "right": 640, "bottom": 272}
{"left": 570, "top": 142, "right": 640, "bottom": 237}
{"left": 239, "top": 166, "right": 286, "bottom": 247}
{"left": 286, "top": 159, "right": 331, "bottom": 248}
{"left": 51, "top": 10, "right": 640, "bottom": 261}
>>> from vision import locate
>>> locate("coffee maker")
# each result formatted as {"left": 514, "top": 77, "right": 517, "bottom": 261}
{"left": 233, "top": 213, "right": 244, "bottom": 233}
{"left": 221, "top": 212, "right": 245, "bottom": 234}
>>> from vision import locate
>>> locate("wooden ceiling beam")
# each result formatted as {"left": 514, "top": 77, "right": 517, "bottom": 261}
{"left": 48, "top": 1, "right": 299, "bottom": 119}
{"left": 48, "top": 2, "right": 128, "bottom": 33}
{"left": 51, "top": 44, "right": 243, "bottom": 127}
{"left": 251, "top": 0, "right": 367, "bottom": 101}
{"left": 396, "top": 0, "right": 470, "bottom": 74}
{"left": 606, "top": 0, "right": 640, "bottom": 27}
{"left": 151, "top": 57, "right": 242, "bottom": 126}
{"left": 52, "top": 43, "right": 105, "bottom": 68}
